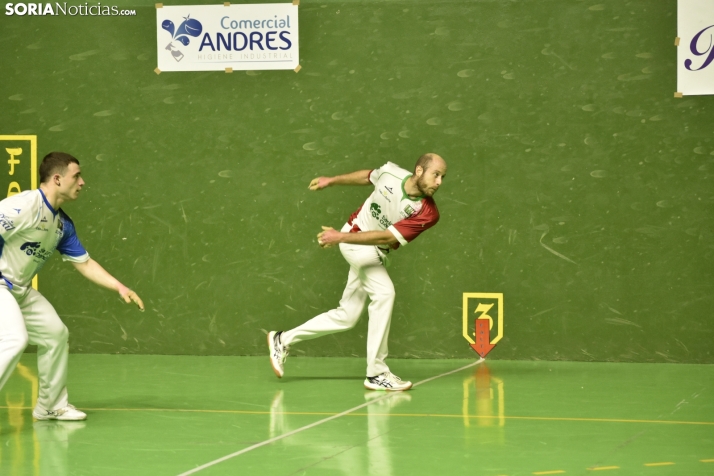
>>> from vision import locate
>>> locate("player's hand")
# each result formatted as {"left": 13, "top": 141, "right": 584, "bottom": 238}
{"left": 308, "top": 177, "right": 331, "bottom": 191}
{"left": 120, "top": 289, "right": 145, "bottom": 311}
{"left": 317, "top": 226, "right": 340, "bottom": 248}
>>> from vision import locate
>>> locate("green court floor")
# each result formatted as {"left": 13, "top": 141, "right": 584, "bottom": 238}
{"left": 0, "top": 354, "right": 712, "bottom": 475}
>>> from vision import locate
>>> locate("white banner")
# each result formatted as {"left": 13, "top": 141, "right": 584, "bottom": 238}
{"left": 677, "top": 0, "right": 714, "bottom": 95}
{"left": 156, "top": 3, "right": 299, "bottom": 72}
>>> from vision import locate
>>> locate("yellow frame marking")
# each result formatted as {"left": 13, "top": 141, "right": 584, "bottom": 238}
{"left": 462, "top": 292, "right": 503, "bottom": 345}
{"left": 644, "top": 462, "right": 675, "bottom": 467}
{"left": 0, "top": 135, "right": 37, "bottom": 189}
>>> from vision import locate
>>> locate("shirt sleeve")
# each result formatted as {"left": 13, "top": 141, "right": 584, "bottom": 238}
{"left": 368, "top": 166, "right": 381, "bottom": 186}
{"left": 57, "top": 210, "right": 89, "bottom": 263}
{"left": 388, "top": 197, "right": 440, "bottom": 247}
{"left": 369, "top": 162, "right": 400, "bottom": 186}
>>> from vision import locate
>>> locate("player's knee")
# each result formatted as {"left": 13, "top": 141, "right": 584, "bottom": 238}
{"left": 372, "top": 286, "right": 396, "bottom": 303}
{"left": 334, "top": 309, "right": 361, "bottom": 329}
{"left": 45, "top": 324, "right": 69, "bottom": 345}
{"left": 55, "top": 325, "right": 69, "bottom": 344}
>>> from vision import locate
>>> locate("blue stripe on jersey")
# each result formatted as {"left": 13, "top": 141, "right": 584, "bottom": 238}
{"left": 57, "top": 210, "right": 87, "bottom": 257}
{"left": 38, "top": 189, "right": 57, "bottom": 217}
{"left": 0, "top": 234, "right": 4, "bottom": 258}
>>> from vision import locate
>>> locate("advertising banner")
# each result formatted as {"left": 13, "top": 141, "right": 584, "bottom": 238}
{"left": 677, "top": 0, "right": 714, "bottom": 96}
{"left": 156, "top": 3, "right": 299, "bottom": 72}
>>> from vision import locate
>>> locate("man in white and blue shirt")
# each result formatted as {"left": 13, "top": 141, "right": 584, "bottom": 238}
{"left": 0, "top": 152, "right": 144, "bottom": 421}
{"left": 269, "top": 153, "right": 447, "bottom": 391}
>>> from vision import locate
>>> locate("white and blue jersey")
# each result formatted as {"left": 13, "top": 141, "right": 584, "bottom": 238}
{"left": 0, "top": 189, "right": 89, "bottom": 288}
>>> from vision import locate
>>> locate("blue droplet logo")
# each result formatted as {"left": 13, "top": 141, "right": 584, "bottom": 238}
{"left": 162, "top": 15, "right": 203, "bottom": 62}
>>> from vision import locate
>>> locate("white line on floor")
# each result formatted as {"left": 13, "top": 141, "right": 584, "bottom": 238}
{"left": 177, "top": 358, "right": 484, "bottom": 476}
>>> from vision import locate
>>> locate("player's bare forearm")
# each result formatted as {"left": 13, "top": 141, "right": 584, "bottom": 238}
{"left": 309, "top": 170, "right": 371, "bottom": 190}
{"left": 72, "top": 259, "right": 120, "bottom": 290}
{"left": 71, "top": 259, "right": 145, "bottom": 310}
{"left": 341, "top": 230, "right": 397, "bottom": 245}
{"left": 317, "top": 227, "right": 397, "bottom": 248}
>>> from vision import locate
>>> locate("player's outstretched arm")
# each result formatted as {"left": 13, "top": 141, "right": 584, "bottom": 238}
{"left": 317, "top": 226, "right": 397, "bottom": 248}
{"left": 308, "top": 169, "right": 371, "bottom": 190}
{"left": 71, "top": 259, "right": 145, "bottom": 311}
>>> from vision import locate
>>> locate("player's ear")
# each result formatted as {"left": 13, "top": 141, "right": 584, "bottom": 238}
{"left": 415, "top": 165, "right": 424, "bottom": 178}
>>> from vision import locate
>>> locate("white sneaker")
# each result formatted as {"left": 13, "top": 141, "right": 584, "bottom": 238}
{"left": 32, "top": 404, "right": 87, "bottom": 421}
{"left": 364, "top": 372, "right": 413, "bottom": 391}
{"left": 268, "top": 331, "right": 289, "bottom": 378}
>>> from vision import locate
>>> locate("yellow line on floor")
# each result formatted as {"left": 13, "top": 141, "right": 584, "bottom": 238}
{"left": 701, "top": 459, "right": 714, "bottom": 463}
{"left": 461, "top": 415, "right": 714, "bottom": 426}
{"left": 1, "top": 406, "right": 713, "bottom": 426}
{"left": 363, "top": 413, "right": 714, "bottom": 426}
{"left": 588, "top": 466, "right": 619, "bottom": 471}
{"left": 533, "top": 471, "right": 566, "bottom": 475}
{"left": 644, "top": 462, "right": 675, "bottom": 467}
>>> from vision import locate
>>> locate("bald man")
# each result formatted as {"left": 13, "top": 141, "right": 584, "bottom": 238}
{"left": 268, "top": 154, "right": 447, "bottom": 391}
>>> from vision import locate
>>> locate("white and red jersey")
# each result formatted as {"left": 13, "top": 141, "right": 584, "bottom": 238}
{"left": 0, "top": 189, "right": 89, "bottom": 288}
{"left": 348, "top": 162, "right": 439, "bottom": 250}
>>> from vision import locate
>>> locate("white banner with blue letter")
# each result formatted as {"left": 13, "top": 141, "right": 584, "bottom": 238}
{"left": 156, "top": 3, "right": 299, "bottom": 72}
{"left": 677, "top": 0, "right": 714, "bottom": 95}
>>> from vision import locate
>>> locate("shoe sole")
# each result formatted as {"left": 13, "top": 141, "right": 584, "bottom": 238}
{"left": 363, "top": 381, "right": 413, "bottom": 392}
{"left": 267, "top": 332, "right": 283, "bottom": 378}
{"left": 33, "top": 412, "right": 87, "bottom": 421}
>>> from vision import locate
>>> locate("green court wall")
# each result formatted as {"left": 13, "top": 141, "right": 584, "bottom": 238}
{"left": 1, "top": 0, "right": 712, "bottom": 363}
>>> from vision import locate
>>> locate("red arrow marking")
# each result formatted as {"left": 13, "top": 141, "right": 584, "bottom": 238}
{"left": 470, "top": 319, "right": 496, "bottom": 358}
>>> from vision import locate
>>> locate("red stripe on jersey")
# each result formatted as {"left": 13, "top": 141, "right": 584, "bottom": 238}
{"left": 392, "top": 197, "right": 440, "bottom": 243}
{"left": 347, "top": 203, "right": 364, "bottom": 226}
{"left": 347, "top": 170, "right": 374, "bottom": 225}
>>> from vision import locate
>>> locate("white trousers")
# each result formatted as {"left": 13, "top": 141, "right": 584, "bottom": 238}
{"left": 283, "top": 225, "right": 396, "bottom": 377}
{"left": 0, "top": 282, "right": 69, "bottom": 412}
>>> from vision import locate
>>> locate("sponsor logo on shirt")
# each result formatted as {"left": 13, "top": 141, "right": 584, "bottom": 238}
{"left": 398, "top": 204, "right": 416, "bottom": 220}
{"left": 0, "top": 214, "right": 14, "bottom": 231}
{"left": 385, "top": 186, "right": 393, "bottom": 194}
{"left": 20, "top": 242, "right": 41, "bottom": 255}
{"left": 370, "top": 203, "right": 392, "bottom": 229}
{"left": 379, "top": 189, "right": 392, "bottom": 202}
{"left": 20, "top": 241, "right": 53, "bottom": 260}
